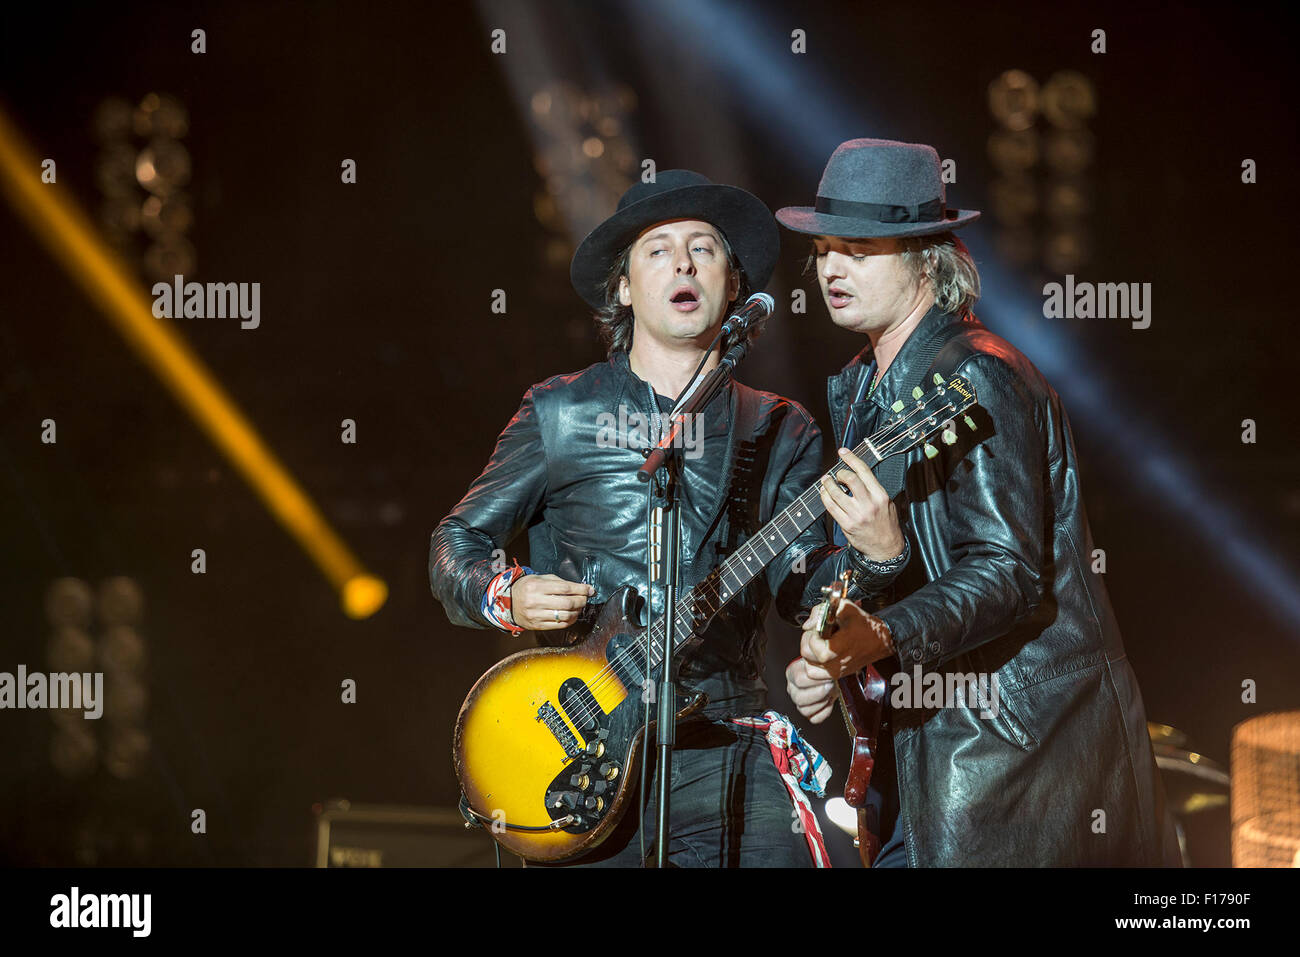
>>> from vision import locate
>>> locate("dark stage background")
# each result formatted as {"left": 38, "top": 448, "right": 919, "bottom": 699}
{"left": 1, "top": 0, "right": 1296, "bottom": 867}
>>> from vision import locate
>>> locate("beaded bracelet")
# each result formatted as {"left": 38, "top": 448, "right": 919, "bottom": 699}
{"left": 850, "top": 535, "right": 911, "bottom": 574}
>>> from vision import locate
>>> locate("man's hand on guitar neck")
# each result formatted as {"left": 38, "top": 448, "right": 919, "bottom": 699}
{"left": 507, "top": 573, "right": 595, "bottom": 631}
{"left": 818, "top": 446, "right": 906, "bottom": 562}
{"left": 786, "top": 600, "right": 895, "bottom": 724}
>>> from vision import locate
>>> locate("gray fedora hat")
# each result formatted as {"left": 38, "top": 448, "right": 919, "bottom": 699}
{"left": 777, "top": 138, "right": 979, "bottom": 238}
{"left": 571, "top": 169, "right": 779, "bottom": 310}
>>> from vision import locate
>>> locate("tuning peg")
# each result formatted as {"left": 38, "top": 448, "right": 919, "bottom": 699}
{"left": 892, "top": 399, "right": 905, "bottom": 413}
{"left": 912, "top": 386, "right": 923, "bottom": 400}
{"left": 941, "top": 427, "right": 957, "bottom": 445}
{"left": 963, "top": 414, "right": 976, "bottom": 430}
{"left": 933, "top": 373, "right": 944, "bottom": 385}
{"left": 923, "top": 442, "right": 938, "bottom": 459}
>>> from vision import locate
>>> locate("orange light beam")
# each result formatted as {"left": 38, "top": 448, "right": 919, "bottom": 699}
{"left": 0, "top": 102, "right": 386, "bottom": 619}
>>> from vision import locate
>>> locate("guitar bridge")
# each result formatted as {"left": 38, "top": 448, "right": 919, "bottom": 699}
{"left": 536, "top": 701, "right": 582, "bottom": 760}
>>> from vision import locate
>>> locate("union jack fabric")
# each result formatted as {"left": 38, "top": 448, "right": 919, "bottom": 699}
{"left": 731, "top": 709, "right": 833, "bottom": 867}
{"left": 480, "top": 558, "right": 533, "bottom": 635}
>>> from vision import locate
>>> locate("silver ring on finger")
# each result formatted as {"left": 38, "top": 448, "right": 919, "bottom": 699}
{"left": 553, "top": 609, "right": 560, "bottom": 623}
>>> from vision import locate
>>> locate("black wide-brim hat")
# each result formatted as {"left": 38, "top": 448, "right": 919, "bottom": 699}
{"left": 571, "top": 169, "right": 779, "bottom": 310}
{"left": 777, "top": 138, "right": 980, "bottom": 239}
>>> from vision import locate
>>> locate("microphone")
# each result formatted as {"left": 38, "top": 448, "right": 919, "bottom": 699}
{"left": 720, "top": 292, "right": 774, "bottom": 339}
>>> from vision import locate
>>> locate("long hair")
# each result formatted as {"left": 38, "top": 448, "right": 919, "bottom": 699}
{"left": 900, "top": 231, "right": 981, "bottom": 317}
{"left": 592, "top": 229, "right": 752, "bottom": 355}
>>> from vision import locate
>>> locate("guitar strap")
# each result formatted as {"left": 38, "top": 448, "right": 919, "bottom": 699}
{"left": 658, "top": 379, "right": 765, "bottom": 678}
{"left": 701, "top": 379, "right": 764, "bottom": 563}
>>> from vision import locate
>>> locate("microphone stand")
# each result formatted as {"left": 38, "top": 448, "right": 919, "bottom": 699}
{"left": 637, "top": 330, "right": 757, "bottom": 868}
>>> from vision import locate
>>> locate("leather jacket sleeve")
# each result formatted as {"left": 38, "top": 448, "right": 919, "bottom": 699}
{"left": 875, "top": 354, "right": 1046, "bottom": 668}
{"left": 766, "top": 405, "right": 896, "bottom": 626}
{"left": 428, "top": 385, "right": 549, "bottom": 630}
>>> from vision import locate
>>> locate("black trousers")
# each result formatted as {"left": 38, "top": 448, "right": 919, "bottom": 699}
{"left": 541, "top": 718, "right": 814, "bottom": 868}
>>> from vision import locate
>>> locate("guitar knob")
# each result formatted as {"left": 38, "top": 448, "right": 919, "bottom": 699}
{"left": 584, "top": 740, "right": 605, "bottom": 757}
{"left": 599, "top": 762, "right": 619, "bottom": 781}
{"left": 570, "top": 773, "right": 591, "bottom": 790}
{"left": 584, "top": 796, "right": 605, "bottom": 812}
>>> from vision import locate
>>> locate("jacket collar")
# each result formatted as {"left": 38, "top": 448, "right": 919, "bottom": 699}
{"left": 609, "top": 348, "right": 734, "bottom": 416}
{"left": 827, "top": 304, "right": 958, "bottom": 443}
{"left": 607, "top": 348, "right": 736, "bottom": 555}
{"left": 866, "top": 303, "right": 954, "bottom": 413}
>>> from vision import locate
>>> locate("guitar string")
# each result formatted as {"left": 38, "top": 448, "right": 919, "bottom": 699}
{"left": 567, "top": 398, "right": 962, "bottom": 727}
{"left": 553, "top": 395, "right": 963, "bottom": 729}
{"left": 566, "top": 406, "right": 929, "bottom": 712}
{"left": 561, "top": 395, "right": 962, "bottom": 727}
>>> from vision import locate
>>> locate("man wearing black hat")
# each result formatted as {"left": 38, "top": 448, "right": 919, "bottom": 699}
{"left": 430, "top": 171, "right": 886, "bottom": 866}
{"left": 779, "top": 138, "right": 1179, "bottom": 866}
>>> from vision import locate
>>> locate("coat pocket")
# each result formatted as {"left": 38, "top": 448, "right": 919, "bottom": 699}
{"left": 984, "top": 683, "right": 1038, "bottom": 752}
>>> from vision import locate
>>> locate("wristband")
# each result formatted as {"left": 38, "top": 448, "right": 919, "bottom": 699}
{"left": 850, "top": 535, "right": 910, "bottom": 575}
{"left": 481, "top": 558, "right": 533, "bottom": 635}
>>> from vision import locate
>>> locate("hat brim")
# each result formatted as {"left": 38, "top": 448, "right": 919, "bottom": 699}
{"left": 775, "top": 206, "right": 980, "bottom": 239}
{"left": 571, "top": 184, "right": 779, "bottom": 311}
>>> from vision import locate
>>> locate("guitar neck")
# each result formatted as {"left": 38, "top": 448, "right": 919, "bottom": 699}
{"left": 641, "top": 435, "right": 885, "bottom": 671}
{"left": 636, "top": 369, "right": 974, "bottom": 672}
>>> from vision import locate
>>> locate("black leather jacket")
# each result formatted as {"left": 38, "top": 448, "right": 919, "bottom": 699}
{"left": 834, "top": 306, "right": 1179, "bottom": 866}
{"left": 429, "top": 350, "right": 868, "bottom": 719}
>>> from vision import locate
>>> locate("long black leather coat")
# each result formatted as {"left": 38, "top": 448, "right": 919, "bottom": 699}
{"left": 429, "top": 350, "right": 863, "bottom": 719}
{"left": 836, "top": 306, "right": 1180, "bottom": 866}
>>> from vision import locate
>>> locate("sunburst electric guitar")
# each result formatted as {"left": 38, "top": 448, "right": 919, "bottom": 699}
{"left": 453, "top": 373, "right": 978, "bottom": 862}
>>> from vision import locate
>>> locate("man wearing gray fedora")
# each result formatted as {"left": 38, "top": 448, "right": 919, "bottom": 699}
{"left": 432, "top": 170, "right": 892, "bottom": 866}
{"left": 779, "top": 138, "right": 1180, "bottom": 866}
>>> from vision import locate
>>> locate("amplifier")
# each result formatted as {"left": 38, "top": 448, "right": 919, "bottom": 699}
{"left": 312, "top": 799, "right": 522, "bottom": 868}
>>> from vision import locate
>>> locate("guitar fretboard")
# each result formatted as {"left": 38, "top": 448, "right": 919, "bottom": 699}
{"left": 639, "top": 392, "right": 960, "bottom": 670}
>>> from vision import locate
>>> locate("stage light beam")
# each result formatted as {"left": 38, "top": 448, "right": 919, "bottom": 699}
{"left": 0, "top": 102, "right": 386, "bottom": 620}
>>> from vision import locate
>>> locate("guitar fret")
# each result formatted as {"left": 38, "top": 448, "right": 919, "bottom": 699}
{"left": 633, "top": 379, "right": 972, "bottom": 673}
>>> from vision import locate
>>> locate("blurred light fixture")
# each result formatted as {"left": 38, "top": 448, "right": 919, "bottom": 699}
{"left": 988, "top": 69, "right": 1096, "bottom": 273}
{"left": 1044, "top": 129, "right": 1095, "bottom": 176}
{"left": 1041, "top": 70, "right": 1097, "bottom": 130}
{"left": 988, "top": 69, "right": 1039, "bottom": 132}
{"left": 1232, "top": 711, "right": 1300, "bottom": 867}
{"left": 987, "top": 129, "right": 1040, "bottom": 172}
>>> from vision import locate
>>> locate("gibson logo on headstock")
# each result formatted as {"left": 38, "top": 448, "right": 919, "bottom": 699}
{"left": 946, "top": 376, "right": 974, "bottom": 402}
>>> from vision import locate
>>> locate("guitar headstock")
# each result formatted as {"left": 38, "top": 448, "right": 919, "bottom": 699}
{"left": 817, "top": 570, "right": 853, "bottom": 639}
{"left": 865, "top": 372, "right": 980, "bottom": 463}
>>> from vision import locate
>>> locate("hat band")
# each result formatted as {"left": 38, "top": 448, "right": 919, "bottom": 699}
{"left": 814, "top": 194, "right": 946, "bottom": 224}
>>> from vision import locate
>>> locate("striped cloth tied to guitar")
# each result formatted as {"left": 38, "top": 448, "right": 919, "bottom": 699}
{"left": 731, "top": 710, "right": 833, "bottom": 867}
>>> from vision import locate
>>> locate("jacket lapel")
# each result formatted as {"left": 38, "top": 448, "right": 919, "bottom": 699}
{"left": 611, "top": 351, "right": 735, "bottom": 578}
{"left": 829, "top": 306, "right": 958, "bottom": 499}
{"left": 828, "top": 344, "right": 874, "bottom": 447}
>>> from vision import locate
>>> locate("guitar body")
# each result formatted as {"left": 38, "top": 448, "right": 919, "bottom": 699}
{"left": 453, "top": 586, "right": 704, "bottom": 863}
{"left": 820, "top": 571, "right": 889, "bottom": 867}
{"left": 837, "top": 665, "right": 887, "bottom": 866}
